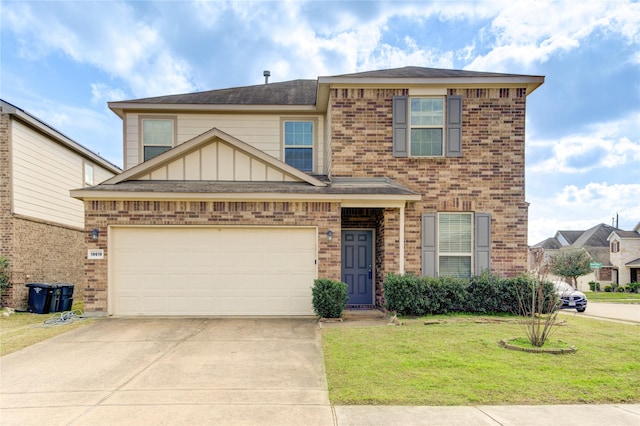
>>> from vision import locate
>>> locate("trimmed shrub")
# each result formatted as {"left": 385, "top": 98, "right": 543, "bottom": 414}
{"left": 628, "top": 282, "right": 640, "bottom": 293}
{"left": 383, "top": 273, "right": 424, "bottom": 316}
{"left": 427, "top": 276, "right": 467, "bottom": 314}
{"left": 604, "top": 285, "right": 613, "bottom": 292}
{"left": 466, "top": 271, "right": 502, "bottom": 313}
{"left": 589, "top": 281, "right": 601, "bottom": 292}
{"left": 312, "top": 279, "right": 348, "bottom": 318}
{"left": 383, "top": 272, "right": 554, "bottom": 317}
{"left": 617, "top": 286, "right": 627, "bottom": 293}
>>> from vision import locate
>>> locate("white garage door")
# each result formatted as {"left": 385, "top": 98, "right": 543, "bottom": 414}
{"left": 110, "top": 227, "right": 317, "bottom": 316}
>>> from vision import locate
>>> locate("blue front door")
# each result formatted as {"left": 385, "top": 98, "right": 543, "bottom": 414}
{"left": 341, "top": 230, "right": 373, "bottom": 305}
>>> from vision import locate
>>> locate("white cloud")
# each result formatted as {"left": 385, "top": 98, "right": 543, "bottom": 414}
{"left": 528, "top": 182, "right": 640, "bottom": 244}
{"left": 91, "top": 83, "right": 127, "bottom": 105}
{"left": 467, "top": 0, "right": 640, "bottom": 71}
{"left": 528, "top": 113, "right": 640, "bottom": 173}
{"left": 2, "top": 1, "right": 195, "bottom": 97}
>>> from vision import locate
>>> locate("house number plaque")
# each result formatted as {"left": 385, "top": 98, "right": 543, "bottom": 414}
{"left": 88, "top": 249, "right": 104, "bottom": 260}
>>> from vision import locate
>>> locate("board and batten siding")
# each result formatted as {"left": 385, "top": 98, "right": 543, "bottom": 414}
{"left": 137, "top": 139, "right": 300, "bottom": 182}
{"left": 124, "top": 113, "right": 325, "bottom": 174}
{"left": 11, "top": 120, "right": 114, "bottom": 228}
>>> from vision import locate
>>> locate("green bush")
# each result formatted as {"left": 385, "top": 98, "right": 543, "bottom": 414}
{"left": 466, "top": 271, "right": 502, "bottom": 313}
{"left": 383, "top": 272, "right": 551, "bottom": 317}
{"left": 617, "top": 286, "right": 627, "bottom": 293}
{"left": 604, "top": 285, "right": 613, "bottom": 292}
{"left": 311, "top": 279, "right": 348, "bottom": 318}
{"left": 383, "top": 273, "right": 424, "bottom": 315}
{"left": 589, "top": 281, "right": 601, "bottom": 291}
{"left": 0, "top": 256, "right": 10, "bottom": 296}
{"left": 427, "top": 276, "right": 467, "bottom": 314}
{"left": 628, "top": 282, "right": 640, "bottom": 293}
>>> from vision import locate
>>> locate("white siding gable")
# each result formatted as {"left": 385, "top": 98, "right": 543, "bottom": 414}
{"left": 11, "top": 120, "right": 115, "bottom": 228}
{"left": 137, "top": 139, "right": 298, "bottom": 182}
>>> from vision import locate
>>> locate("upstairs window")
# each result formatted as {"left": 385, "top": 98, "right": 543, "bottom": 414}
{"left": 410, "top": 97, "right": 444, "bottom": 156}
{"left": 393, "top": 95, "right": 462, "bottom": 158}
{"left": 284, "top": 121, "right": 313, "bottom": 172}
{"left": 611, "top": 241, "right": 620, "bottom": 253}
{"left": 142, "top": 118, "right": 174, "bottom": 161}
{"left": 83, "top": 162, "right": 94, "bottom": 187}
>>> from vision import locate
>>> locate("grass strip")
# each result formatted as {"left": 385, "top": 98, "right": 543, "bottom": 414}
{"left": 587, "top": 292, "right": 640, "bottom": 303}
{"left": 0, "top": 303, "right": 94, "bottom": 356}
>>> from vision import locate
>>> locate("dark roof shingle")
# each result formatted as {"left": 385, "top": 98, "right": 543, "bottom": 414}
{"left": 326, "top": 66, "right": 536, "bottom": 79}
{"left": 122, "top": 79, "right": 317, "bottom": 105}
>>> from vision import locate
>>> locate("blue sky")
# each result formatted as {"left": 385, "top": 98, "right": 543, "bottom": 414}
{"left": 1, "top": 0, "right": 638, "bottom": 244}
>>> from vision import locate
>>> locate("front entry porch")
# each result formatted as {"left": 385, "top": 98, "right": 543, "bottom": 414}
{"left": 342, "top": 229, "right": 374, "bottom": 308}
{"left": 341, "top": 207, "right": 401, "bottom": 309}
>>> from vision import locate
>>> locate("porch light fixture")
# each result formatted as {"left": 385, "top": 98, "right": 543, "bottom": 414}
{"left": 327, "top": 230, "right": 333, "bottom": 242}
{"left": 90, "top": 228, "right": 99, "bottom": 241}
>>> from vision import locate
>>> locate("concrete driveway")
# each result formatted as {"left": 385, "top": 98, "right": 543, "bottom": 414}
{"left": 0, "top": 318, "right": 334, "bottom": 425}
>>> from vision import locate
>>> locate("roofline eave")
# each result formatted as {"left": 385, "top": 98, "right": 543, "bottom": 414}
{"left": 108, "top": 103, "right": 321, "bottom": 118}
{"left": 317, "top": 75, "right": 545, "bottom": 95}
{"left": 70, "top": 189, "right": 422, "bottom": 206}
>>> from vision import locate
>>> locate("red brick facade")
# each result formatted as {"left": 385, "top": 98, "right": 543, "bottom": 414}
{"left": 83, "top": 200, "right": 341, "bottom": 313}
{"left": 329, "top": 87, "right": 529, "bottom": 277}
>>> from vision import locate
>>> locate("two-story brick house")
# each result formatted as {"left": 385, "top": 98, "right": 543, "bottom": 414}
{"left": 71, "top": 67, "right": 544, "bottom": 316}
{"left": 1, "top": 100, "right": 120, "bottom": 308}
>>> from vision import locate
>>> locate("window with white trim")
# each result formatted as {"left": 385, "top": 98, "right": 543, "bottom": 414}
{"left": 393, "top": 95, "right": 462, "bottom": 158}
{"left": 142, "top": 118, "right": 174, "bottom": 161}
{"left": 438, "top": 213, "right": 473, "bottom": 278}
{"left": 284, "top": 121, "right": 313, "bottom": 172}
{"left": 83, "top": 162, "right": 94, "bottom": 187}
{"left": 611, "top": 241, "right": 620, "bottom": 253}
{"left": 410, "top": 97, "right": 444, "bottom": 156}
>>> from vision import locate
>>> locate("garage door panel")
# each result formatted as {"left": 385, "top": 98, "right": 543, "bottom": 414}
{"left": 111, "top": 227, "right": 317, "bottom": 316}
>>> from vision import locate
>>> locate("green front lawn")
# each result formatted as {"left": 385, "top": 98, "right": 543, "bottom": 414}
{"left": 322, "top": 315, "right": 640, "bottom": 405}
{"left": 587, "top": 292, "right": 640, "bottom": 303}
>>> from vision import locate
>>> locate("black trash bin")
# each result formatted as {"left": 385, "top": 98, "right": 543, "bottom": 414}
{"left": 49, "top": 285, "right": 62, "bottom": 312}
{"left": 26, "top": 283, "right": 55, "bottom": 314}
{"left": 58, "top": 284, "right": 75, "bottom": 311}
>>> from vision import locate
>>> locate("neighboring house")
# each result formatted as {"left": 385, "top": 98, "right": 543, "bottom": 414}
{"left": 0, "top": 100, "right": 121, "bottom": 308}
{"left": 528, "top": 223, "right": 639, "bottom": 291}
{"left": 608, "top": 223, "right": 640, "bottom": 285}
{"left": 70, "top": 66, "right": 544, "bottom": 316}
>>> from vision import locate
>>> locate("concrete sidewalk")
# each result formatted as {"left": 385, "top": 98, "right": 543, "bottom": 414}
{"left": 333, "top": 404, "right": 640, "bottom": 425}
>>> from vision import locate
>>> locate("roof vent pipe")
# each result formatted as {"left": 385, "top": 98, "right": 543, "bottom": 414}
{"left": 263, "top": 70, "right": 270, "bottom": 84}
